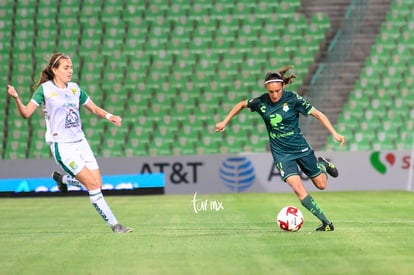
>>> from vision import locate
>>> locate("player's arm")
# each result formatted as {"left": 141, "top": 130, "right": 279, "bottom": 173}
{"left": 7, "top": 85, "right": 38, "bottom": 119}
{"left": 84, "top": 99, "right": 122, "bottom": 127}
{"left": 310, "top": 107, "right": 345, "bottom": 146}
{"left": 215, "top": 100, "right": 247, "bottom": 132}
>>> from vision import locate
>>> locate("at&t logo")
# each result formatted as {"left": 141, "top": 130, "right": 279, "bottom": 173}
{"left": 219, "top": 157, "right": 255, "bottom": 192}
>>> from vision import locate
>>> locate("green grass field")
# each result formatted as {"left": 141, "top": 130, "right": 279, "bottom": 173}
{"left": 0, "top": 191, "right": 413, "bottom": 275}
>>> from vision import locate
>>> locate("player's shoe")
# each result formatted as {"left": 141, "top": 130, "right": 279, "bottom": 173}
{"left": 315, "top": 222, "right": 335, "bottom": 231}
{"left": 52, "top": 171, "right": 68, "bottom": 193}
{"left": 318, "top": 157, "right": 339, "bottom": 178}
{"left": 111, "top": 223, "right": 133, "bottom": 233}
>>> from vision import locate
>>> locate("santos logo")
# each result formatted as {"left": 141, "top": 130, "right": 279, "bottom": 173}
{"left": 370, "top": 151, "right": 396, "bottom": 174}
{"left": 219, "top": 157, "right": 256, "bottom": 192}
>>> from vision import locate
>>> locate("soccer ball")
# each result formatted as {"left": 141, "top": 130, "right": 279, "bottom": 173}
{"left": 276, "top": 206, "right": 304, "bottom": 232}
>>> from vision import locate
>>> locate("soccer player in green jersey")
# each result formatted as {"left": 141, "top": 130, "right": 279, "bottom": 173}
{"left": 215, "top": 66, "right": 345, "bottom": 231}
{"left": 7, "top": 53, "right": 131, "bottom": 233}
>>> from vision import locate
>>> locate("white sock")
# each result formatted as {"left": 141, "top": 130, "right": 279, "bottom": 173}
{"left": 62, "top": 175, "right": 82, "bottom": 187}
{"left": 89, "top": 189, "right": 118, "bottom": 226}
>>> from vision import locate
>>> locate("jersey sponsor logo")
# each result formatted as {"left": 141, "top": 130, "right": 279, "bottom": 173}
{"left": 270, "top": 131, "right": 294, "bottom": 139}
{"left": 48, "top": 91, "right": 58, "bottom": 98}
{"left": 269, "top": 113, "right": 295, "bottom": 139}
{"left": 65, "top": 108, "right": 80, "bottom": 128}
{"left": 269, "top": 113, "right": 283, "bottom": 128}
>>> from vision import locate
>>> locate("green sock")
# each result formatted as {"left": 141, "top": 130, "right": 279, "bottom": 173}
{"left": 301, "top": 194, "right": 330, "bottom": 224}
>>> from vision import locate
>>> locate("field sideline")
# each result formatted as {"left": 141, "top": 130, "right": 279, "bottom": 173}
{"left": 0, "top": 191, "right": 413, "bottom": 275}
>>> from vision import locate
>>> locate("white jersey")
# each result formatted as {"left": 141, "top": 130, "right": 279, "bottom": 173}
{"left": 31, "top": 80, "right": 90, "bottom": 143}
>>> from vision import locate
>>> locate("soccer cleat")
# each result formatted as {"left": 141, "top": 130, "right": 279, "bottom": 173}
{"left": 111, "top": 223, "right": 133, "bottom": 233}
{"left": 52, "top": 171, "right": 68, "bottom": 193}
{"left": 318, "top": 157, "right": 339, "bottom": 178}
{"left": 315, "top": 222, "right": 335, "bottom": 231}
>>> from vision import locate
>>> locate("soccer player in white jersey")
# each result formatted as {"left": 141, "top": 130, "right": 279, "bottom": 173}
{"left": 7, "top": 53, "right": 131, "bottom": 233}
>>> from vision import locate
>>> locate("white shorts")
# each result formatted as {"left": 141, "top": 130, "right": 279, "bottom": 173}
{"left": 50, "top": 139, "right": 99, "bottom": 176}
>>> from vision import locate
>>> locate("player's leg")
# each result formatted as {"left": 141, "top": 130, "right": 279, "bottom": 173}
{"left": 297, "top": 151, "right": 328, "bottom": 190}
{"left": 295, "top": 155, "right": 335, "bottom": 231}
{"left": 50, "top": 143, "right": 83, "bottom": 192}
{"left": 309, "top": 156, "right": 339, "bottom": 189}
{"left": 284, "top": 174, "right": 333, "bottom": 230}
{"left": 318, "top": 156, "right": 339, "bottom": 178}
{"left": 284, "top": 174, "right": 308, "bottom": 200}
{"left": 75, "top": 167, "right": 132, "bottom": 233}
{"left": 78, "top": 141, "right": 132, "bottom": 233}
{"left": 310, "top": 173, "right": 327, "bottom": 190}
{"left": 52, "top": 171, "right": 82, "bottom": 192}
{"left": 51, "top": 140, "right": 132, "bottom": 233}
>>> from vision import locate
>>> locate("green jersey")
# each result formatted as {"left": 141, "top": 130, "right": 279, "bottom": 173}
{"left": 247, "top": 90, "right": 314, "bottom": 159}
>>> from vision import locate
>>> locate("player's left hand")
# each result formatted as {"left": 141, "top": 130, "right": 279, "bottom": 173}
{"left": 215, "top": 122, "right": 226, "bottom": 132}
{"left": 334, "top": 133, "right": 345, "bottom": 146}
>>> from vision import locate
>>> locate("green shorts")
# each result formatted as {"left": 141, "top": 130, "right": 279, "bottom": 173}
{"left": 274, "top": 150, "right": 321, "bottom": 182}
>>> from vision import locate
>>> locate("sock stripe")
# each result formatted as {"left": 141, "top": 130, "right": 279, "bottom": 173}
{"left": 89, "top": 191, "right": 102, "bottom": 197}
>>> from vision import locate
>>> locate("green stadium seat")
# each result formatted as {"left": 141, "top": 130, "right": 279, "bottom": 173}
{"left": 28, "top": 140, "right": 51, "bottom": 159}
{"left": 372, "top": 138, "right": 395, "bottom": 151}
{"left": 79, "top": 3, "right": 101, "bottom": 21}
{"left": 125, "top": 136, "right": 149, "bottom": 157}
{"left": 188, "top": 2, "right": 210, "bottom": 19}
{"left": 3, "top": 0, "right": 334, "bottom": 158}
{"left": 311, "top": 12, "right": 331, "bottom": 32}
{"left": 5, "top": 126, "right": 29, "bottom": 159}
{"left": 0, "top": 12, "right": 12, "bottom": 49}
{"left": 175, "top": 142, "right": 196, "bottom": 156}
{"left": 338, "top": 0, "right": 414, "bottom": 152}
{"left": 101, "top": 1, "right": 123, "bottom": 21}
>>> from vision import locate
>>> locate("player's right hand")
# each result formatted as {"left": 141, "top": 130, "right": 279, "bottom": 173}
{"left": 7, "top": 85, "right": 19, "bottom": 99}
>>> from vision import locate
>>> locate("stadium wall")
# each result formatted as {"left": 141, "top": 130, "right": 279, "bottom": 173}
{"left": 0, "top": 150, "right": 413, "bottom": 196}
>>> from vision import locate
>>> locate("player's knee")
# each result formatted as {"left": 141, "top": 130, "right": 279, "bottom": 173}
{"left": 312, "top": 175, "right": 327, "bottom": 190}
{"left": 316, "top": 183, "right": 326, "bottom": 190}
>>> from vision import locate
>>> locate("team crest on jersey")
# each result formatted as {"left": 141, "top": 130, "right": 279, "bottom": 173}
{"left": 71, "top": 88, "right": 77, "bottom": 95}
{"left": 69, "top": 161, "right": 78, "bottom": 171}
{"left": 65, "top": 109, "right": 80, "bottom": 128}
{"left": 282, "top": 103, "right": 289, "bottom": 112}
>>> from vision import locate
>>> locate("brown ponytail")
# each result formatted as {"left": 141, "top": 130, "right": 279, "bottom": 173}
{"left": 34, "top": 53, "right": 69, "bottom": 90}
{"left": 277, "top": 65, "right": 296, "bottom": 85}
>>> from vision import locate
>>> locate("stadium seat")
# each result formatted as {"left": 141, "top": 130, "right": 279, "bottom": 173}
{"left": 323, "top": 0, "right": 414, "bottom": 151}
{"left": 3, "top": 0, "right": 332, "bottom": 158}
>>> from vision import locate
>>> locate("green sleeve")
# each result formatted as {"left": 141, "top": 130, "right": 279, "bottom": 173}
{"left": 294, "top": 93, "right": 313, "bottom": 116}
{"left": 31, "top": 85, "right": 44, "bottom": 105}
{"left": 79, "top": 88, "right": 89, "bottom": 105}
